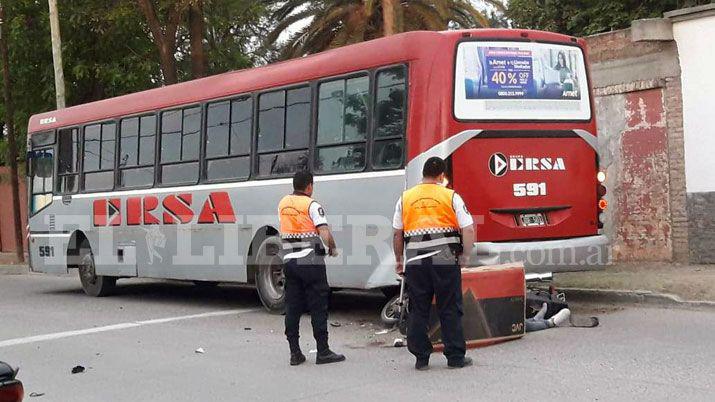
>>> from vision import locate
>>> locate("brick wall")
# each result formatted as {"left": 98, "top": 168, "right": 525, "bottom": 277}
{"left": 0, "top": 167, "right": 28, "bottom": 253}
{"left": 586, "top": 28, "right": 687, "bottom": 262}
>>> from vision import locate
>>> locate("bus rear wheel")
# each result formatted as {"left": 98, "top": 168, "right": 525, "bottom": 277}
{"left": 255, "top": 236, "right": 285, "bottom": 314}
{"left": 78, "top": 247, "right": 116, "bottom": 297}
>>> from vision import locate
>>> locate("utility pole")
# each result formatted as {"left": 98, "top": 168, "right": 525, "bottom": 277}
{"left": 0, "top": 3, "right": 25, "bottom": 263}
{"left": 48, "top": 0, "right": 65, "bottom": 109}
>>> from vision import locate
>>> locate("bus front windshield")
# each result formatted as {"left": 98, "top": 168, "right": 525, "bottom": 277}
{"left": 28, "top": 148, "right": 54, "bottom": 214}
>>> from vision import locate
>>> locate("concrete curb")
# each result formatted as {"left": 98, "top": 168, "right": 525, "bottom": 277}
{"left": 550, "top": 286, "right": 715, "bottom": 310}
{"left": 0, "top": 265, "right": 29, "bottom": 275}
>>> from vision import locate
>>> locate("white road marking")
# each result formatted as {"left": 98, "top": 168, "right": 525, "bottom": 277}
{"left": 0, "top": 308, "right": 258, "bottom": 348}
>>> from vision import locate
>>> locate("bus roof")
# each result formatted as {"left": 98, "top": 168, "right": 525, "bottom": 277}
{"left": 28, "top": 29, "right": 581, "bottom": 135}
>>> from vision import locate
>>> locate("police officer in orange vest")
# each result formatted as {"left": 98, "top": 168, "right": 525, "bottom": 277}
{"left": 278, "top": 171, "right": 346, "bottom": 366}
{"left": 392, "top": 157, "right": 475, "bottom": 370}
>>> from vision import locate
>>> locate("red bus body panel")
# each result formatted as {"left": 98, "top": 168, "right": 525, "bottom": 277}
{"left": 453, "top": 137, "right": 598, "bottom": 241}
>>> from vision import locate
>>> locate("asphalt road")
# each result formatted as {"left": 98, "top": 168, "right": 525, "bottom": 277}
{"left": 0, "top": 273, "right": 713, "bottom": 401}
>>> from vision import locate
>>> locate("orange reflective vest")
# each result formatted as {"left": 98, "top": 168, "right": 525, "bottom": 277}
{"left": 402, "top": 183, "right": 460, "bottom": 248}
{"left": 278, "top": 194, "right": 318, "bottom": 239}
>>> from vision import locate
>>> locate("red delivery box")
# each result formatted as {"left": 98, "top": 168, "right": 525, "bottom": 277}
{"left": 429, "top": 263, "right": 526, "bottom": 350}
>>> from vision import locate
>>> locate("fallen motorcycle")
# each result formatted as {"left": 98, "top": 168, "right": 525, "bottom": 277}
{"left": 380, "top": 276, "right": 409, "bottom": 335}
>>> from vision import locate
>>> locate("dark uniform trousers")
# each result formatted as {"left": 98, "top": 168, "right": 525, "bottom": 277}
{"left": 406, "top": 247, "right": 466, "bottom": 364}
{"left": 284, "top": 251, "right": 330, "bottom": 354}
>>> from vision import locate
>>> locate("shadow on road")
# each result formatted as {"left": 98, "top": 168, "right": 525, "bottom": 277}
{"left": 37, "top": 276, "right": 388, "bottom": 319}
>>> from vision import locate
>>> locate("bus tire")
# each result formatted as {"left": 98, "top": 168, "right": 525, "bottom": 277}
{"left": 78, "top": 247, "right": 116, "bottom": 297}
{"left": 255, "top": 236, "right": 285, "bottom": 314}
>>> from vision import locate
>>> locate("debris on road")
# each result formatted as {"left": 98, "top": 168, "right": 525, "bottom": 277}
{"left": 195, "top": 347, "right": 205, "bottom": 354}
{"left": 244, "top": 327, "right": 252, "bottom": 331}
{"left": 330, "top": 321, "right": 341, "bottom": 327}
{"left": 71, "top": 365, "right": 85, "bottom": 374}
{"left": 29, "top": 392, "right": 45, "bottom": 397}
{"left": 393, "top": 338, "right": 405, "bottom": 347}
{"left": 308, "top": 349, "right": 317, "bottom": 354}
{"left": 375, "top": 329, "right": 389, "bottom": 335}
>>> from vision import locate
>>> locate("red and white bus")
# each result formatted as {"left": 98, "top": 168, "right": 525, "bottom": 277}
{"left": 26, "top": 29, "right": 608, "bottom": 311}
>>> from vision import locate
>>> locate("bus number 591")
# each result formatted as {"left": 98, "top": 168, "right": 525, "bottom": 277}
{"left": 513, "top": 182, "right": 547, "bottom": 197}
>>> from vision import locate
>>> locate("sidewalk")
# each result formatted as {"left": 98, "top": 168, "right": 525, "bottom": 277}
{"left": 0, "top": 264, "right": 28, "bottom": 275}
{"left": 0, "top": 252, "right": 23, "bottom": 265}
{"left": 552, "top": 262, "right": 715, "bottom": 303}
{"left": 0, "top": 252, "right": 28, "bottom": 275}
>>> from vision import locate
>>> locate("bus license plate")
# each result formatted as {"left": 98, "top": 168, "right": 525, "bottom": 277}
{"left": 519, "top": 213, "right": 546, "bottom": 227}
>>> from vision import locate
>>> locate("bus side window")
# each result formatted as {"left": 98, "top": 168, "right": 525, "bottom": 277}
{"left": 57, "top": 127, "right": 79, "bottom": 193}
{"left": 373, "top": 66, "right": 406, "bottom": 170}
{"left": 82, "top": 122, "right": 116, "bottom": 192}
{"left": 205, "top": 97, "right": 252, "bottom": 182}
{"left": 256, "top": 86, "right": 310, "bottom": 177}
{"left": 119, "top": 115, "right": 156, "bottom": 188}
{"left": 160, "top": 106, "right": 202, "bottom": 185}
{"left": 315, "top": 74, "right": 369, "bottom": 174}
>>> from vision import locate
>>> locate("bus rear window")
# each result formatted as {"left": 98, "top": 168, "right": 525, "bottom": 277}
{"left": 454, "top": 41, "right": 591, "bottom": 121}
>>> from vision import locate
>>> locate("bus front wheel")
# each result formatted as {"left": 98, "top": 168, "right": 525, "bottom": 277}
{"left": 255, "top": 236, "right": 285, "bottom": 314}
{"left": 78, "top": 247, "right": 116, "bottom": 297}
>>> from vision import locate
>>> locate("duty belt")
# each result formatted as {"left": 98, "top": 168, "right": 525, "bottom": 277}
{"left": 405, "top": 236, "right": 460, "bottom": 250}
{"left": 281, "top": 241, "right": 313, "bottom": 251}
{"left": 404, "top": 231, "right": 461, "bottom": 250}
{"left": 280, "top": 236, "right": 326, "bottom": 260}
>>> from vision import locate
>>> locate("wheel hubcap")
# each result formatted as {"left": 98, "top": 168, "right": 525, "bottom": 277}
{"left": 385, "top": 302, "right": 398, "bottom": 319}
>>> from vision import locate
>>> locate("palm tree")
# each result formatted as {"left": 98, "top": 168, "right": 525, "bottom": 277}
{"left": 268, "top": 0, "right": 506, "bottom": 60}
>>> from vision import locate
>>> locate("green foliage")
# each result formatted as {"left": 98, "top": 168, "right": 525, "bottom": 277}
{"left": 194, "top": 0, "right": 271, "bottom": 73}
{"left": 507, "top": 0, "right": 714, "bottom": 37}
{"left": 268, "top": 0, "right": 500, "bottom": 60}
{"left": 0, "top": 0, "right": 270, "bottom": 166}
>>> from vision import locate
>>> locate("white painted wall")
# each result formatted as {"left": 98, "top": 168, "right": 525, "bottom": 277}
{"left": 672, "top": 14, "right": 715, "bottom": 193}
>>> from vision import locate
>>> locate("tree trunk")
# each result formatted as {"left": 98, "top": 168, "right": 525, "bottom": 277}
{"left": 381, "top": 0, "right": 396, "bottom": 36}
{"left": 189, "top": 0, "right": 206, "bottom": 78}
{"left": 136, "top": 0, "right": 181, "bottom": 85}
{"left": 157, "top": 40, "right": 179, "bottom": 85}
{"left": 0, "top": 3, "right": 26, "bottom": 263}
{"left": 47, "top": 0, "right": 66, "bottom": 108}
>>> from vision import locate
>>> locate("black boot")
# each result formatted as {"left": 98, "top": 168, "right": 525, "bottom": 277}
{"left": 415, "top": 358, "right": 430, "bottom": 371}
{"left": 288, "top": 338, "right": 305, "bottom": 366}
{"left": 316, "top": 349, "right": 346, "bottom": 365}
{"left": 290, "top": 352, "right": 307, "bottom": 366}
{"left": 447, "top": 356, "right": 473, "bottom": 369}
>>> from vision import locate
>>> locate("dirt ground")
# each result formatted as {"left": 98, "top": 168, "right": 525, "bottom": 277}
{"left": 552, "top": 262, "right": 715, "bottom": 302}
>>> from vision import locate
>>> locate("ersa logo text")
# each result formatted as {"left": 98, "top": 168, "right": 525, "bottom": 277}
{"left": 39, "top": 116, "right": 57, "bottom": 125}
{"left": 488, "top": 153, "right": 566, "bottom": 177}
{"left": 93, "top": 191, "right": 236, "bottom": 226}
